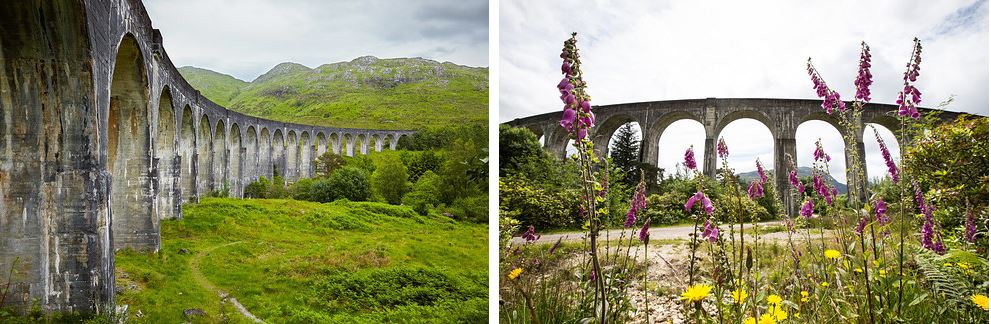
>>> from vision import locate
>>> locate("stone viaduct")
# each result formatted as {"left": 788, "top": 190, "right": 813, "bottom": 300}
{"left": 506, "top": 98, "right": 970, "bottom": 219}
{"left": 0, "top": 0, "right": 413, "bottom": 314}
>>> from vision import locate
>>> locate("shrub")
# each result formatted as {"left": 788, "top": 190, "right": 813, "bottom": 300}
{"left": 400, "top": 150, "right": 444, "bottom": 183}
{"left": 244, "top": 176, "right": 271, "bottom": 198}
{"left": 372, "top": 156, "right": 410, "bottom": 205}
{"left": 448, "top": 195, "right": 488, "bottom": 223}
{"left": 314, "top": 152, "right": 346, "bottom": 177}
{"left": 402, "top": 171, "right": 442, "bottom": 215}
{"left": 324, "top": 167, "right": 371, "bottom": 202}
{"left": 499, "top": 175, "right": 581, "bottom": 229}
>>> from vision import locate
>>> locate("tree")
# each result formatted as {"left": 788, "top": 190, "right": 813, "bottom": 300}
{"left": 610, "top": 123, "right": 641, "bottom": 186}
{"left": 499, "top": 125, "right": 551, "bottom": 177}
{"left": 402, "top": 170, "right": 442, "bottom": 215}
{"left": 313, "top": 152, "right": 346, "bottom": 178}
{"left": 322, "top": 167, "right": 371, "bottom": 202}
{"left": 372, "top": 156, "right": 410, "bottom": 204}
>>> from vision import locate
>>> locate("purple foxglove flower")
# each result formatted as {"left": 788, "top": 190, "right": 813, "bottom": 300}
{"left": 590, "top": 269, "right": 596, "bottom": 281}
{"left": 701, "top": 219, "right": 712, "bottom": 238}
{"left": 702, "top": 219, "right": 719, "bottom": 243}
{"left": 854, "top": 42, "right": 873, "bottom": 102}
{"left": 789, "top": 169, "right": 801, "bottom": 189}
{"left": 801, "top": 199, "right": 814, "bottom": 218}
{"left": 875, "top": 198, "right": 889, "bottom": 226}
{"left": 702, "top": 195, "right": 714, "bottom": 215}
{"left": 639, "top": 220, "right": 650, "bottom": 243}
{"left": 548, "top": 237, "right": 563, "bottom": 254}
{"left": 624, "top": 209, "right": 637, "bottom": 228}
{"left": 560, "top": 108, "right": 576, "bottom": 131}
{"left": 577, "top": 128, "right": 588, "bottom": 140}
{"left": 717, "top": 137, "right": 729, "bottom": 159}
{"left": 684, "top": 191, "right": 701, "bottom": 211}
{"left": 874, "top": 130, "right": 900, "bottom": 183}
{"left": 580, "top": 100, "right": 591, "bottom": 113}
{"left": 684, "top": 146, "right": 697, "bottom": 170}
{"left": 564, "top": 93, "right": 577, "bottom": 107}
{"left": 522, "top": 225, "right": 540, "bottom": 243}
{"left": 854, "top": 215, "right": 868, "bottom": 235}
{"left": 747, "top": 180, "right": 764, "bottom": 199}
{"left": 561, "top": 61, "right": 572, "bottom": 75}
{"left": 813, "top": 140, "right": 831, "bottom": 162}
{"left": 964, "top": 209, "right": 977, "bottom": 243}
{"left": 756, "top": 160, "right": 767, "bottom": 184}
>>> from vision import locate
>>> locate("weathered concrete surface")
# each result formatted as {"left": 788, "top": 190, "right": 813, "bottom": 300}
{"left": 506, "top": 98, "right": 972, "bottom": 218}
{"left": 0, "top": 0, "right": 413, "bottom": 314}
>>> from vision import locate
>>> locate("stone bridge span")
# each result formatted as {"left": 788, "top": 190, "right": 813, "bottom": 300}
{"left": 0, "top": 0, "right": 412, "bottom": 313}
{"left": 506, "top": 98, "right": 970, "bottom": 222}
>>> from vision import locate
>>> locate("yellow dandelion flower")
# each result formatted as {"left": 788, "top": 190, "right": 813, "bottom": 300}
{"left": 821, "top": 281, "right": 829, "bottom": 287}
{"left": 774, "top": 308, "right": 788, "bottom": 320}
{"left": 800, "top": 290, "right": 810, "bottom": 303}
{"left": 944, "top": 262, "right": 953, "bottom": 267}
{"left": 958, "top": 262, "right": 972, "bottom": 270}
{"left": 824, "top": 249, "right": 841, "bottom": 260}
{"left": 767, "top": 294, "right": 782, "bottom": 306}
{"left": 854, "top": 267, "right": 863, "bottom": 273}
{"left": 680, "top": 284, "right": 713, "bottom": 303}
{"left": 758, "top": 314, "right": 775, "bottom": 324}
{"left": 972, "top": 294, "right": 989, "bottom": 311}
{"left": 878, "top": 269, "right": 887, "bottom": 278}
{"left": 743, "top": 317, "right": 757, "bottom": 324}
{"left": 507, "top": 268, "right": 523, "bottom": 280}
{"left": 731, "top": 289, "right": 748, "bottom": 304}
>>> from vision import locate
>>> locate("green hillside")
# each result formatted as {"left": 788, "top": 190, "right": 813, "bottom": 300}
{"left": 178, "top": 56, "right": 488, "bottom": 130}
{"left": 115, "top": 198, "right": 487, "bottom": 322}
{"left": 177, "top": 66, "right": 248, "bottom": 107}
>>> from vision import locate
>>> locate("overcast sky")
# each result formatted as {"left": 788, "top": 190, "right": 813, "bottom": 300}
{"left": 145, "top": 0, "right": 488, "bottom": 82}
{"left": 502, "top": 0, "right": 989, "bottom": 181}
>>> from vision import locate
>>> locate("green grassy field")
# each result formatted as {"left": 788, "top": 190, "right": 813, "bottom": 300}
{"left": 114, "top": 198, "right": 487, "bottom": 323}
{"left": 178, "top": 56, "right": 488, "bottom": 130}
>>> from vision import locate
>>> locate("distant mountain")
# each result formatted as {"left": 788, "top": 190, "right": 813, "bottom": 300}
{"left": 738, "top": 166, "right": 847, "bottom": 194}
{"left": 178, "top": 56, "right": 488, "bottom": 130}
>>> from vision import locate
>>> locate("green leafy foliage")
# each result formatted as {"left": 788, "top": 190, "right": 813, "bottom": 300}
{"left": 371, "top": 156, "right": 410, "bottom": 204}
{"left": 402, "top": 171, "right": 442, "bottom": 215}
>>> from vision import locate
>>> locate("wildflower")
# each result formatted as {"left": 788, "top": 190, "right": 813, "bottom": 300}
{"left": 958, "top": 262, "right": 972, "bottom": 270}
{"left": 944, "top": 262, "right": 954, "bottom": 267}
{"left": 789, "top": 169, "right": 801, "bottom": 190}
{"left": 767, "top": 294, "right": 782, "bottom": 307}
{"left": 590, "top": 269, "right": 596, "bottom": 281}
{"left": 685, "top": 191, "right": 714, "bottom": 215}
{"left": 824, "top": 249, "right": 841, "bottom": 260}
{"left": 748, "top": 180, "right": 764, "bottom": 200}
{"left": 717, "top": 137, "right": 729, "bottom": 158}
{"left": 639, "top": 220, "right": 650, "bottom": 243}
{"left": 508, "top": 268, "right": 523, "bottom": 280}
{"left": 521, "top": 226, "right": 540, "bottom": 243}
{"left": 701, "top": 219, "right": 718, "bottom": 243}
{"left": 897, "top": 38, "right": 923, "bottom": 119}
{"left": 873, "top": 128, "right": 899, "bottom": 182}
{"left": 800, "top": 199, "right": 814, "bottom": 219}
{"left": 875, "top": 198, "right": 889, "bottom": 227}
{"left": 821, "top": 281, "right": 829, "bottom": 287}
{"left": 756, "top": 159, "right": 768, "bottom": 184}
{"left": 684, "top": 145, "right": 698, "bottom": 170}
{"left": 679, "top": 284, "right": 713, "bottom": 303}
{"left": 559, "top": 107, "right": 576, "bottom": 131}
{"left": 758, "top": 314, "right": 776, "bottom": 324}
{"left": 808, "top": 59, "right": 846, "bottom": 114}
{"left": 972, "top": 294, "right": 989, "bottom": 311}
{"left": 800, "top": 291, "right": 809, "bottom": 303}
{"left": 965, "top": 209, "right": 977, "bottom": 243}
{"left": 878, "top": 269, "right": 887, "bottom": 278}
{"left": 548, "top": 237, "right": 562, "bottom": 254}
{"left": 774, "top": 308, "right": 788, "bottom": 321}
{"left": 854, "top": 215, "right": 868, "bottom": 235}
{"left": 744, "top": 317, "right": 757, "bottom": 324}
{"left": 854, "top": 42, "right": 873, "bottom": 102}
{"left": 813, "top": 139, "right": 831, "bottom": 162}
{"left": 917, "top": 184, "right": 946, "bottom": 254}
{"left": 625, "top": 183, "right": 647, "bottom": 228}
{"left": 731, "top": 289, "right": 748, "bottom": 304}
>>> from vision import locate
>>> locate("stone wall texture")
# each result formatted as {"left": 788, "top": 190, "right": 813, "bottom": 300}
{"left": 0, "top": 0, "right": 412, "bottom": 314}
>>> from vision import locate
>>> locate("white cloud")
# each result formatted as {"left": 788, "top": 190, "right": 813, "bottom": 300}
{"left": 145, "top": 0, "right": 488, "bottom": 81}
{"left": 502, "top": 0, "right": 987, "bottom": 180}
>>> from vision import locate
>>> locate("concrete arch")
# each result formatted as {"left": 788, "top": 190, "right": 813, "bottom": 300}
{"left": 343, "top": 133, "right": 354, "bottom": 156}
{"left": 713, "top": 110, "right": 775, "bottom": 140}
{"left": 259, "top": 127, "right": 272, "bottom": 179}
{"left": 383, "top": 134, "right": 394, "bottom": 151}
{"left": 329, "top": 132, "right": 341, "bottom": 155}
{"left": 272, "top": 129, "right": 286, "bottom": 178}
{"left": 591, "top": 113, "right": 638, "bottom": 157}
{"left": 356, "top": 133, "right": 368, "bottom": 155}
{"left": 228, "top": 123, "right": 242, "bottom": 196}
{"left": 653, "top": 119, "right": 707, "bottom": 176}
{"left": 797, "top": 111, "right": 844, "bottom": 136}
{"left": 244, "top": 126, "right": 258, "bottom": 186}
{"left": 286, "top": 130, "right": 299, "bottom": 180}
{"left": 155, "top": 86, "right": 178, "bottom": 220}
{"left": 717, "top": 118, "right": 776, "bottom": 174}
{"left": 212, "top": 120, "right": 226, "bottom": 191}
{"left": 197, "top": 115, "right": 212, "bottom": 196}
{"left": 643, "top": 111, "right": 704, "bottom": 167}
{"left": 299, "top": 131, "right": 312, "bottom": 178}
{"left": 315, "top": 132, "right": 327, "bottom": 157}
{"left": 108, "top": 33, "right": 157, "bottom": 251}
{"left": 371, "top": 134, "right": 383, "bottom": 152}
{"left": 179, "top": 105, "right": 196, "bottom": 202}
